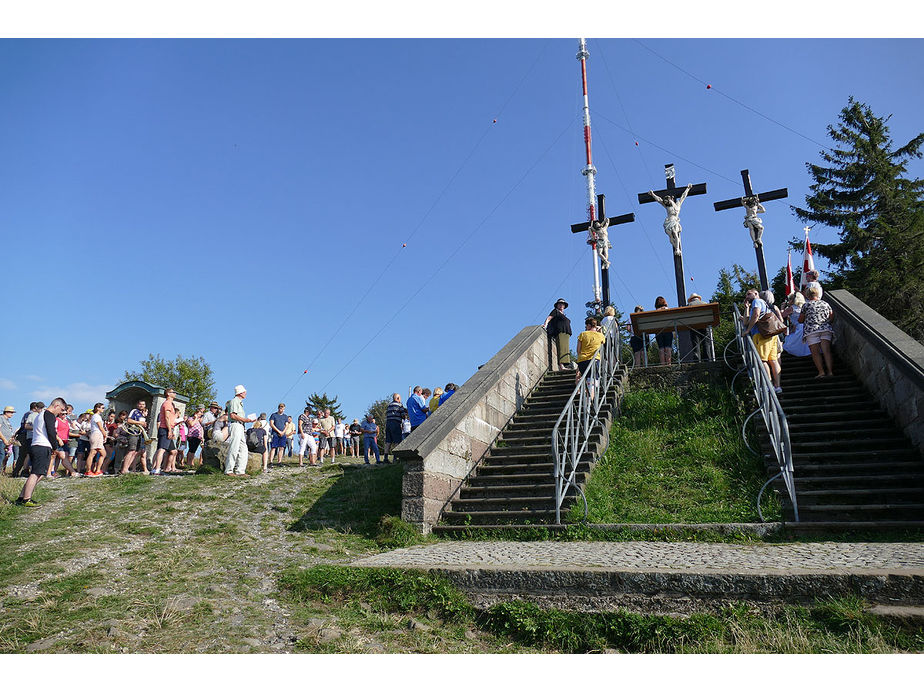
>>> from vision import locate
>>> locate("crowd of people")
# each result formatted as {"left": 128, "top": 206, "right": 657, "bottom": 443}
{"left": 1, "top": 380, "right": 462, "bottom": 505}
{"left": 739, "top": 272, "right": 834, "bottom": 393}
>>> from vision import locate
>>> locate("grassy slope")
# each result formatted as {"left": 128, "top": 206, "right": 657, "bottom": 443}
{"left": 569, "top": 383, "right": 780, "bottom": 524}
{"left": 0, "top": 447, "right": 917, "bottom": 653}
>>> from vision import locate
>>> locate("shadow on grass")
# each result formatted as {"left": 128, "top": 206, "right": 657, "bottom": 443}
{"left": 287, "top": 462, "right": 403, "bottom": 539}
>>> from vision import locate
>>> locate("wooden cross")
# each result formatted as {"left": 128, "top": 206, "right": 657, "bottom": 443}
{"left": 636, "top": 163, "right": 707, "bottom": 309}
{"left": 571, "top": 193, "right": 634, "bottom": 309}
{"left": 713, "top": 169, "right": 788, "bottom": 291}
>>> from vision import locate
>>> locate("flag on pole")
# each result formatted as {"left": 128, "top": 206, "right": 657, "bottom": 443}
{"left": 785, "top": 251, "right": 795, "bottom": 297}
{"left": 800, "top": 226, "right": 815, "bottom": 291}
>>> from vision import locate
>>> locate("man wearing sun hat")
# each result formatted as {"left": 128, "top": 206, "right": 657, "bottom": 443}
{"left": 1, "top": 406, "right": 16, "bottom": 473}
{"left": 224, "top": 385, "right": 256, "bottom": 476}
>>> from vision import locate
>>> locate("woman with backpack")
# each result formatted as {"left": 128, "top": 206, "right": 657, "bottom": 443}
{"left": 742, "top": 289, "right": 784, "bottom": 394}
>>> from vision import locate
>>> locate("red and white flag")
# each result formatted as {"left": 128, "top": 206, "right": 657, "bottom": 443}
{"left": 785, "top": 251, "right": 796, "bottom": 297}
{"left": 800, "top": 226, "right": 815, "bottom": 291}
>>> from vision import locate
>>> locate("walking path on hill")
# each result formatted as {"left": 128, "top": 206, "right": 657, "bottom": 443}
{"left": 354, "top": 541, "right": 924, "bottom": 613}
{"left": 353, "top": 541, "right": 924, "bottom": 573}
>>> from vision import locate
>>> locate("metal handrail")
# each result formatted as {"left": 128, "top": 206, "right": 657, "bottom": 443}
{"left": 733, "top": 304, "right": 799, "bottom": 522}
{"left": 551, "top": 321, "right": 623, "bottom": 524}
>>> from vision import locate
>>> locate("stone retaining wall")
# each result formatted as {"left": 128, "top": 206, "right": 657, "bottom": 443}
{"left": 827, "top": 290, "right": 924, "bottom": 455}
{"left": 394, "top": 326, "right": 557, "bottom": 533}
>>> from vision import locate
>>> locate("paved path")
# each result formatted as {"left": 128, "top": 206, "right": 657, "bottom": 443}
{"left": 353, "top": 541, "right": 924, "bottom": 574}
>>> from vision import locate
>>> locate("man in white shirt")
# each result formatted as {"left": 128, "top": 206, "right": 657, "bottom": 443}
{"left": 16, "top": 398, "right": 67, "bottom": 507}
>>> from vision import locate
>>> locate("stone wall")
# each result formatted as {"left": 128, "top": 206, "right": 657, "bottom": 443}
{"left": 394, "top": 326, "right": 557, "bottom": 533}
{"left": 827, "top": 290, "right": 924, "bottom": 456}
{"left": 627, "top": 362, "right": 727, "bottom": 392}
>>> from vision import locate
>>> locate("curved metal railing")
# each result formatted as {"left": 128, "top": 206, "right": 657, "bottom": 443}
{"left": 551, "top": 322, "right": 623, "bottom": 524}
{"left": 733, "top": 304, "right": 799, "bottom": 522}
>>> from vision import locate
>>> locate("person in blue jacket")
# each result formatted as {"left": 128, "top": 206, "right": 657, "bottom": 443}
{"left": 407, "top": 386, "right": 428, "bottom": 432}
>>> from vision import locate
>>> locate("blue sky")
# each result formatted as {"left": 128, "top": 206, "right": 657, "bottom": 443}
{"left": 1, "top": 34, "right": 922, "bottom": 420}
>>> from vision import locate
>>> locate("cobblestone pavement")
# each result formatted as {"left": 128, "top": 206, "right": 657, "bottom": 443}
{"left": 353, "top": 541, "right": 924, "bottom": 574}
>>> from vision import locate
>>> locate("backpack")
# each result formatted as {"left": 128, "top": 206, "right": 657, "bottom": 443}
{"left": 756, "top": 311, "right": 786, "bottom": 337}
{"left": 246, "top": 427, "right": 261, "bottom": 452}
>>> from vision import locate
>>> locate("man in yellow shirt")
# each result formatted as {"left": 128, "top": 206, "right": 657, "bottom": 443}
{"left": 576, "top": 317, "right": 606, "bottom": 398}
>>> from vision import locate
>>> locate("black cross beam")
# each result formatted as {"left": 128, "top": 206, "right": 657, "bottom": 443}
{"left": 713, "top": 169, "right": 788, "bottom": 291}
{"left": 636, "top": 163, "right": 707, "bottom": 205}
{"left": 571, "top": 194, "right": 635, "bottom": 309}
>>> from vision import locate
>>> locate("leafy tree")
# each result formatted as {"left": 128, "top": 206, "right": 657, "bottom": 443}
{"left": 710, "top": 264, "right": 759, "bottom": 314}
{"left": 306, "top": 392, "right": 343, "bottom": 420}
{"left": 365, "top": 396, "right": 390, "bottom": 427}
{"left": 792, "top": 97, "right": 924, "bottom": 340}
{"left": 710, "top": 265, "right": 760, "bottom": 352}
{"left": 124, "top": 354, "right": 216, "bottom": 409}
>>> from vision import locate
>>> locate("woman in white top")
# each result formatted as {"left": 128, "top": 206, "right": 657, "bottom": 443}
{"left": 782, "top": 292, "right": 811, "bottom": 357}
{"left": 87, "top": 403, "right": 108, "bottom": 477}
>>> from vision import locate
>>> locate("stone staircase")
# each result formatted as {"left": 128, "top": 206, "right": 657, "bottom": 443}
{"left": 764, "top": 352, "right": 924, "bottom": 528}
{"left": 434, "top": 368, "right": 623, "bottom": 533}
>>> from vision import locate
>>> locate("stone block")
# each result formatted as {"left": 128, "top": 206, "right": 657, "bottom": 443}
{"left": 425, "top": 447, "right": 472, "bottom": 479}
{"left": 402, "top": 470, "right": 424, "bottom": 497}
{"left": 421, "top": 473, "right": 458, "bottom": 502}
{"left": 421, "top": 497, "right": 446, "bottom": 528}
{"left": 402, "top": 498, "right": 425, "bottom": 524}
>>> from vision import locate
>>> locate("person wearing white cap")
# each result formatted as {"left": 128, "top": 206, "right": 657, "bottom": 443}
{"left": 1, "top": 405, "right": 16, "bottom": 473}
{"left": 224, "top": 385, "right": 256, "bottom": 476}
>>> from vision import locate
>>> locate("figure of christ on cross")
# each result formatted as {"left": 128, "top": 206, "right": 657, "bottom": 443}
{"left": 713, "top": 169, "right": 788, "bottom": 291}
{"left": 742, "top": 196, "right": 767, "bottom": 248}
{"left": 647, "top": 183, "right": 693, "bottom": 256}
{"left": 570, "top": 193, "right": 635, "bottom": 309}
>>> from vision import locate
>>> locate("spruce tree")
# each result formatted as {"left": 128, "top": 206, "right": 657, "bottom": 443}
{"left": 306, "top": 392, "right": 344, "bottom": 420}
{"left": 792, "top": 97, "right": 924, "bottom": 339}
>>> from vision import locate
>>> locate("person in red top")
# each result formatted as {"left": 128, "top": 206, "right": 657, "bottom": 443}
{"left": 151, "top": 388, "right": 177, "bottom": 476}
{"left": 52, "top": 410, "right": 79, "bottom": 477}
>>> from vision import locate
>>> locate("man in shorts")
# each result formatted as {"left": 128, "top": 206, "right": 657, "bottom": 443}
{"left": 296, "top": 406, "right": 316, "bottom": 466}
{"left": 119, "top": 399, "right": 149, "bottom": 474}
{"left": 268, "top": 403, "right": 288, "bottom": 468}
{"left": 15, "top": 398, "right": 67, "bottom": 507}
{"left": 382, "top": 393, "right": 407, "bottom": 464}
{"left": 152, "top": 388, "right": 178, "bottom": 475}
{"left": 318, "top": 408, "right": 336, "bottom": 464}
{"left": 12, "top": 402, "right": 41, "bottom": 477}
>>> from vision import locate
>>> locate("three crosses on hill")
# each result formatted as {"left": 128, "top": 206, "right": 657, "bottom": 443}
{"left": 571, "top": 163, "right": 787, "bottom": 315}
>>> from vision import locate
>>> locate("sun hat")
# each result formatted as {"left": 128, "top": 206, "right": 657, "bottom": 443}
{"left": 3, "top": 406, "right": 14, "bottom": 414}
{"left": 234, "top": 385, "right": 246, "bottom": 395}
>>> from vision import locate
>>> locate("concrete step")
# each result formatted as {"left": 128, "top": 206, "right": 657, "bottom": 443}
{"left": 786, "top": 449, "right": 921, "bottom": 464}
{"left": 786, "top": 419, "right": 894, "bottom": 434}
{"left": 790, "top": 473, "right": 924, "bottom": 488}
{"left": 765, "top": 435, "right": 914, "bottom": 452}
{"left": 783, "top": 403, "right": 878, "bottom": 417}
{"left": 459, "top": 483, "right": 565, "bottom": 499}
{"left": 478, "top": 460, "right": 590, "bottom": 476}
{"left": 789, "top": 461, "right": 924, "bottom": 476}
{"left": 794, "top": 487, "right": 924, "bottom": 504}
{"left": 468, "top": 472, "right": 585, "bottom": 487}
{"left": 792, "top": 503, "right": 924, "bottom": 522}
{"left": 451, "top": 496, "right": 562, "bottom": 513}
{"left": 779, "top": 393, "right": 871, "bottom": 407}
{"left": 440, "top": 508, "right": 560, "bottom": 525}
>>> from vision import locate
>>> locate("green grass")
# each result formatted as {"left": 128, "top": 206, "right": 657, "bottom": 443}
{"left": 568, "top": 383, "right": 779, "bottom": 524}
{"left": 278, "top": 565, "right": 924, "bottom": 653}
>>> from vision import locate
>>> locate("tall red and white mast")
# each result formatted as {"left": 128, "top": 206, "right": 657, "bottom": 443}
{"left": 577, "top": 38, "right": 601, "bottom": 308}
